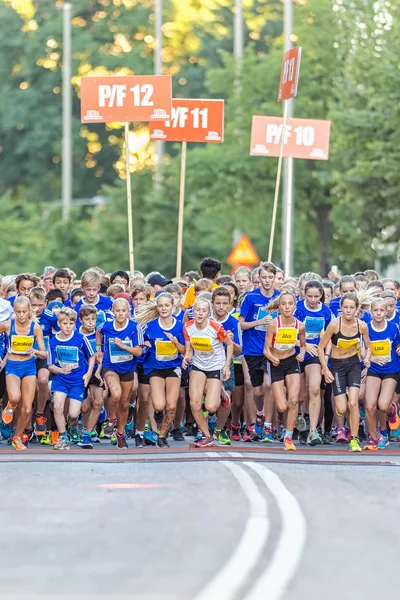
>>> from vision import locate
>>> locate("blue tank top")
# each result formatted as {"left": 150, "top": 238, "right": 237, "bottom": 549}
{"left": 8, "top": 320, "right": 35, "bottom": 355}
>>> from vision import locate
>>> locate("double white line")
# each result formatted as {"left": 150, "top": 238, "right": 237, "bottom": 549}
{"left": 194, "top": 456, "right": 306, "bottom": 600}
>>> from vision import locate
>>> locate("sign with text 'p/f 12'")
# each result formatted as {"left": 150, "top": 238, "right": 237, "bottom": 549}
{"left": 278, "top": 47, "right": 302, "bottom": 102}
{"left": 80, "top": 75, "right": 172, "bottom": 123}
{"left": 250, "top": 116, "right": 331, "bottom": 160}
{"left": 149, "top": 98, "right": 224, "bottom": 143}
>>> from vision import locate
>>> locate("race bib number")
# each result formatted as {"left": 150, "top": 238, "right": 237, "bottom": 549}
{"left": 191, "top": 337, "right": 213, "bottom": 353}
{"left": 371, "top": 339, "right": 391, "bottom": 359}
{"left": 11, "top": 335, "right": 34, "bottom": 355}
{"left": 336, "top": 338, "right": 359, "bottom": 351}
{"left": 96, "top": 311, "right": 106, "bottom": 327}
{"left": 304, "top": 316, "right": 325, "bottom": 341}
{"left": 155, "top": 340, "right": 178, "bottom": 362}
{"left": 56, "top": 345, "right": 79, "bottom": 369}
{"left": 88, "top": 338, "right": 97, "bottom": 354}
{"left": 274, "top": 327, "right": 298, "bottom": 351}
{"left": 255, "top": 307, "right": 269, "bottom": 331}
{"left": 109, "top": 338, "right": 133, "bottom": 363}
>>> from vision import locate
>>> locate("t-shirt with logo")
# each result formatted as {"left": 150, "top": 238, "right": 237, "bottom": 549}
{"left": 74, "top": 295, "right": 113, "bottom": 328}
{"left": 367, "top": 320, "right": 400, "bottom": 375}
{"left": 98, "top": 319, "right": 144, "bottom": 374}
{"left": 239, "top": 289, "right": 280, "bottom": 356}
{"left": 184, "top": 319, "right": 227, "bottom": 371}
{"left": 294, "top": 300, "right": 332, "bottom": 361}
{"left": 48, "top": 331, "right": 94, "bottom": 385}
{"left": 143, "top": 317, "right": 184, "bottom": 375}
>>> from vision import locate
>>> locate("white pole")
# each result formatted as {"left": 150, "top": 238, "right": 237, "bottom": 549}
{"left": 234, "top": 0, "right": 244, "bottom": 63}
{"left": 282, "top": 0, "right": 294, "bottom": 275}
{"left": 268, "top": 100, "right": 288, "bottom": 263}
{"left": 62, "top": 2, "right": 72, "bottom": 222}
{"left": 154, "top": 0, "right": 163, "bottom": 187}
{"left": 125, "top": 122, "right": 135, "bottom": 274}
{"left": 176, "top": 141, "right": 187, "bottom": 279}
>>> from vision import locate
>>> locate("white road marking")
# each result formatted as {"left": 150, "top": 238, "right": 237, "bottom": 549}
{"left": 228, "top": 452, "right": 243, "bottom": 457}
{"left": 205, "top": 451, "right": 219, "bottom": 457}
{"left": 243, "top": 462, "right": 307, "bottom": 600}
{"left": 193, "top": 462, "right": 269, "bottom": 600}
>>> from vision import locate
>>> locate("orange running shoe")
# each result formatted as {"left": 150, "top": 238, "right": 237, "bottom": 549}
{"left": 364, "top": 437, "right": 378, "bottom": 451}
{"left": 34, "top": 415, "right": 47, "bottom": 437}
{"left": 284, "top": 436, "right": 296, "bottom": 451}
{"left": 51, "top": 431, "right": 59, "bottom": 446}
{"left": 388, "top": 403, "right": 400, "bottom": 431}
{"left": 2, "top": 402, "right": 18, "bottom": 425}
{"left": 12, "top": 436, "right": 27, "bottom": 451}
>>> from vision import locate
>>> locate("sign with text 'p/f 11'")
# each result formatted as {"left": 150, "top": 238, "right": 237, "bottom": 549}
{"left": 80, "top": 75, "right": 172, "bottom": 123}
{"left": 250, "top": 116, "right": 331, "bottom": 160}
{"left": 278, "top": 47, "right": 302, "bottom": 102}
{"left": 149, "top": 98, "right": 224, "bottom": 143}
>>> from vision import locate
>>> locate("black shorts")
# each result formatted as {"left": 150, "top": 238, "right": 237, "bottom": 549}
{"left": 0, "top": 368, "right": 5, "bottom": 398}
{"left": 244, "top": 355, "right": 267, "bottom": 388}
{"left": 270, "top": 354, "right": 300, "bottom": 384}
{"left": 300, "top": 355, "right": 320, "bottom": 373}
{"left": 234, "top": 363, "right": 245, "bottom": 387}
{"left": 148, "top": 367, "right": 181, "bottom": 379}
{"left": 367, "top": 371, "right": 398, "bottom": 382}
{"left": 330, "top": 355, "right": 361, "bottom": 397}
{"left": 36, "top": 357, "right": 48, "bottom": 373}
{"left": 102, "top": 368, "right": 135, "bottom": 383}
{"left": 191, "top": 365, "right": 222, "bottom": 380}
{"left": 89, "top": 373, "right": 105, "bottom": 388}
{"left": 136, "top": 363, "right": 150, "bottom": 385}
{"left": 180, "top": 367, "right": 189, "bottom": 389}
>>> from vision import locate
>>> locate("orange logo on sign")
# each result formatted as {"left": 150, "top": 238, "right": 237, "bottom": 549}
{"left": 278, "top": 47, "right": 302, "bottom": 102}
{"left": 149, "top": 98, "right": 224, "bottom": 143}
{"left": 80, "top": 75, "right": 172, "bottom": 123}
{"left": 227, "top": 235, "right": 260, "bottom": 266}
{"left": 250, "top": 116, "right": 331, "bottom": 160}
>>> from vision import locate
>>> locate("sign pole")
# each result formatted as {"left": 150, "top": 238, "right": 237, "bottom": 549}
{"left": 124, "top": 121, "right": 135, "bottom": 274}
{"left": 176, "top": 140, "right": 187, "bottom": 279}
{"left": 268, "top": 99, "right": 288, "bottom": 262}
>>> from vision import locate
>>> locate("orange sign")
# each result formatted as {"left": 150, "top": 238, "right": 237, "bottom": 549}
{"left": 227, "top": 235, "right": 260, "bottom": 266}
{"left": 278, "top": 47, "right": 302, "bottom": 102}
{"left": 250, "top": 116, "right": 331, "bottom": 160}
{"left": 149, "top": 98, "right": 224, "bottom": 143}
{"left": 80, "top": 75, "right": 172, "bottom": 123}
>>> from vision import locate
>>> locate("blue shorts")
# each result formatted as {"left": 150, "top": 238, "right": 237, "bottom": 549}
{"left": 52, "top": 380, "right": 85, "bottom": 402}
{"left": 6, "top": 358, "right": 36, "bottom": 379}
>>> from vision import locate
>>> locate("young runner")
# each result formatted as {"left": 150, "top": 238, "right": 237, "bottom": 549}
{"left": 110, "top": 270, "right": 130, "bottom": 291}
{"left": 96, "top": 298, "right": 143, "bottom": 449}
{"left": 73, "top": 269, "right": 113, "bottom": 327}
{"left": 234, "top": 267, "right": 253, "bottom": 296}
{"left": 183, "top": 297, "right": 233, "bottom": 447}
{"left": 329, "top": 276, "right": 356, "bottom": 317}
{"left": 264, "top": 292, "right": 306, "bottom": 450}
{"left": 0, "top": 297, "right": 47, "bottom": 450}
{"left": 318, "top": 292, "right": 371, "bottom": 452}
{"left": 274, "top": 268, "right": 285, "bottom": 291}
{"left": 381, "top": 290, "right": 400, "bottom": 326}
{"left": 182, "top": 257, "right": 221, "bottom": 309}
{"left": 53, "top": 269, "right": 73, "bottom": 306}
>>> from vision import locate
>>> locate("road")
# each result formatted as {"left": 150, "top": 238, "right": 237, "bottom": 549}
{"left": 1, "top": 441, "right": 399, "bottom": 600}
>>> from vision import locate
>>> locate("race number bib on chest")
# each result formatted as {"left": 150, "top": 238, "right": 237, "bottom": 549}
{"left": 11, "top": 335, "right": 34, "bottom": 355}
{"left": 155, "top": 340, "right": 178, "bottom": 361}
{"left": 274, "top": 328, "right": 297, "bottom": 351}
{"left": 56, "top": 346, "right": 79, "bottom": 369}
{"left": 304, "top": 316, "right": 325, "bottom": 340}
{"left": 109, "top": 338, "right": 132, "bottom": 363}
{"left": 371, "top": 339, "right": 390, "bottom": 359}
{"left": 191, "top": 337, "right": 213, "bottom": 353}
{"left": 336, "top": 338, "right": 359, "bottom": 351}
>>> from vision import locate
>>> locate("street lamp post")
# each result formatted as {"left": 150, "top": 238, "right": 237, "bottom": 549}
{"left": 62, "top": 2, "right": 72, "bottom": 222}
{"left": 282, "top": 0, "right": 294, "bottom": 275}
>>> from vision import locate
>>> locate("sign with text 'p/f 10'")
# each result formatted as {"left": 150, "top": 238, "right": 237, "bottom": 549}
{"left": 80, "top": 75, "right": 172, "bottom": 123}
{"left": 278, "top": 47, "right": 302, "bottom": 102}
{"left": 250, "top": 116, "right": 331, "bottom": 160}
{"left": 149, "top": 98, "right": 224, "bottom": 143}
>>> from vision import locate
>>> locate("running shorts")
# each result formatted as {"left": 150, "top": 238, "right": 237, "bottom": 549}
{"left": 270, "top": 354, "right": 300, "bottom": 384}
{"left": 330, "top": 355, "right": 361, "bottom": 397}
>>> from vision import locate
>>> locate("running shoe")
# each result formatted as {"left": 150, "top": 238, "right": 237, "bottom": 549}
{"left": 51, "top": 431, "right": 59, "bottom": 446}
{"left": 255, "top": 414, "right": 265, "bottom": 436}
{"left": 143, "top": 430, "right": 158, "bottom": 446}
{"left": 135, "top": 433, "right": 145, "bottom": 448}
{"left": 307, "top": 429, "right": 322, "bottom": 446}
{"left": 69, "top": 427, "right": 80, "bottom": 444}
{"left": 157, "top": 436, "right": 170, "bottom": 448}
{"left": 295, "top": 414, "right": 307, "bottom": 432}
{"left": 322, "top": 432, "right": 333, "bottom": 444}
{"left": 243, "top": 427, "right": 253, "bottom": 443}
{"left": 283, "top": 437, "right": 296, "bottom": 451}
{"left": 364, "top": 437, "right": 378, "bottom": 451}
{"left": 299, "top": 431, "right": 308, "bottom": 445}
{"left": 54, "top": 436, "right": 70, "bottom": 451}
{"left": 207, "top": 413, "right": 217, "bottom": 433}
{"left": 388, "top": 403, "right": 400, "bottom": 430}
{"left": 125, "top": 417, "right": 135, "bottom": 439}
{"left": 349, "top": 437, "right": 362, "bottom": 452}
{"left": 0, "top": 421, "right": 11, "bottom": 440}
{"left": 116, "top": 431, "right": 128, "bottom": 449}
{"left": 277, "top": 424, "right": 285, "bottom": 442}
{"left": 12, "top": 436, "right": 27, "bottom": 451}
{"left": 2, "top": 402, "right": 17, "bottom": 425}
{"left": 220, "top": 387, "right": 231, "bottom": 409}
{"left": 21, "top": 432, "right": 31, "bottom": 446}
{"left": 194, "top": 430, "right": 203, "bottom": 443}
{"left": 216, "top": 429, "right": 231, "bottom": 445}
{"left": 34, "top": 414, "right": 47, "bottom": 437}
{"left": 390, "top": 426, "right": 400, "bottom": 440}
{"left": 103, "top": 418, "right": 117, "bottom": 439}
{"left": 171, "top": 428, "right": 185, "bottom": 442}
{"left": 261, "top": 426, "right": 273, "bottom": 443}
{"left": 40, "top": 431, "right": 51, "bottom": 445}
{"left": 330, "top": 427, "right": 338, "bottom": 439}
{"left": 335, "top": 428, "right": 347, "bottom": 444}
{"left": 231, "top": 424, "right": 241, "bottom": 442}
{"left": 345, "top": 429, "right": 352, "bottom": 443}
{"left": 111, "top": 430, "right": 117, "bottom": 445}
{"left": 78, "top": 432, "right": 94, "bottom": 450}
{"left": 154, "top": 410, "right": 164, "bottom": 429}
{"left": 91, "top": 429, "right": 101, "bottom": 443}
{"left": 377, "top": 432, "right": 389, "bottom": 449}
{"left": 194, "top": 436, "right": 214, "bottom": 448}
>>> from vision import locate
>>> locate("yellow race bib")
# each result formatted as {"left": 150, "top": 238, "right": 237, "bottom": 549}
{"left": 155, "top": 340, "right": 178, "bottom": 362}
{"left": 371, "top": 339, "right": 390, "bottom": 358}
{"left": 11, "top": 335, "right": 34, "bottom": 355}
{"left": 337, "top": 338, "right": 359, "bottom": 351}
{"left": 191, "top": 337, "right": 213, "bottom": 353}
{"left": 274, "top": 327, "right": 298, "bottom": 351}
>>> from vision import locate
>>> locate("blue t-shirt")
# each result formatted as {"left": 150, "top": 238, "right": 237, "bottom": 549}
{"left": 329, "top": 297, "right": 342, "bottom": 317}
{"left": 74, "top": 295, "right": 113, "bottom": 328}
{"left": 34, "top": 308, "right": 59, "bottom": 354}
{"left": 387, "top": 311, "right": 400, "bottom": 327}
{"left": 368, "top": 320, "right": 400, "bottom": 374}
{"left": 215, "top": 314, "right": 241, "bottom": 347}
{"left": 99, "top": 319, "right": 144, "bottom": 374}
{"left": 239, "top": 289, "right": 280, "bottom": 356}
{"left": 174, "top": 308, "right": 185, "bottom": 322}
{"left": 49, "top": 331, "right": 94, "bottom": 385}
{"left": 294, "top": 300, "right": 332, "bottom": 361}
{"left": 143, "top": 317, "right": 184, "bottom": 375}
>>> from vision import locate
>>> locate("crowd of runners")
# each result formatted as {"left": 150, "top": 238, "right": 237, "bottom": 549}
{"left": 0, "top": 258, "right": 400, "bottom": 452}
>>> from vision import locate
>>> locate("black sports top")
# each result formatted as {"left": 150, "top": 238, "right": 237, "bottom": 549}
{"left": 331, "top": 317, "right": 361, "bottom": 350}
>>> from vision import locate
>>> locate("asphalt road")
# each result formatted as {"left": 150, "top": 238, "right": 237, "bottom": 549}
{"left": 1, "top": 442, "right": 399, "bottom": 600}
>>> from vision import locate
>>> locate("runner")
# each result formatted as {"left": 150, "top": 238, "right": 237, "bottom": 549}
{"left": 318, "top": 292, "right": 371, "bottom": 452}
{"left": 329, "top": 275, "right": 357, "bottom": 317}
{"left": 73, "top": 269, "right": 113, "bottom": 327}
{"left": 233, "top": 267, "right": 253, "bottom": 296}
{"left": 96, "top": 297, "right": 144, "bottom": 449}
{"left": 381, "top": 290, "right": 400, "bottom": 326}
{"left": 0, "top": 297, "right": 47, "bottom": 450}
{"left": 263, "top": 291, "right": 306, "bottom": 451}
{"left": 183, "top": 297, "right": 233, "bottom": 447}
{"left": 274, "top": 268, "right": 284, "bottom": 291}
{"left": 53, "top": 269, "right": 73, "bottom": 306}
{"left": 110, "top": 270, "right": 130, "bottom": 291}
{"left": 182, "top": 257, "right": 222, "bottom": 309}
{"left": 364, "top": 298, "right": 400, "bottom": 451}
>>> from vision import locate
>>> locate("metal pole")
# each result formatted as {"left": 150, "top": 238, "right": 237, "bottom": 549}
{"left": 234, "top": 0, "right": 244, "bottom": 63}
{"left": 154, "top": 0, "right": 163, "bottom": 186}
{"left": 176, "top": 141, "right": 187, "bottom": 279}
{"left": 125, "top": 122, "right": 135, "bottom": 274}
{"left": 62, "top": 2, "right": 72, "bottom": 222}
{"left": 282, "top": 0, "right": 294, "bottom": 275}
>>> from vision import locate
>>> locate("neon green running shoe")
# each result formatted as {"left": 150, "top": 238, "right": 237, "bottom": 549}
{"left": 216, "top": 429, "right": 231, "bottom": 445}
{"left": 39, "top": 431, "right": 51, "bottom": 445}
{"left": 349, "top": 437, "right": 362, "bottom": 452}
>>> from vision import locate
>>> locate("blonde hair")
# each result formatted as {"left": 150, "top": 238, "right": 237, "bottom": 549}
{"left": 194, "top": 278, "right": 213, "bottom": 294}
{"left": 370, "top": 297, "right": 387, "bottom": 310}
{"left": 81, "top": 269, "right": 101, "bottom": 288}
{"left": 299, "top": 272, "right": 322, "bottom": 286}
{"left": 57, "top": 308, "right": 77, "bottom": 323}
{"left": 112, "top": 298, "right": 130, "bottom": 311}
{"left": 29, "top": 286, "right": 46, "bottom": 301}
{"left": 0, "top": 275, "right": 16, "bottom": 298}
{"left": 193, "top": 297, "right": 211, "bottom": 313}
{"left": 107, "top": 284, "right": 124, "bottom": 297}
{"left": 136, "top": 292, "right": 175, "bottom": 326}
{"left": 234, "top": 266, "right": 251, "bottom": 281}
{"left": 381, "top": 290, "right": 396, "bottom": 301}
{"left": 266, "top": 290, "right": 296, "bottom": 312}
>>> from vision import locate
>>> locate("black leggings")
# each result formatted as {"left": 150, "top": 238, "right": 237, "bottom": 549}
{"left": 324, "top": 383, "right": 333, "bottom": 432}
